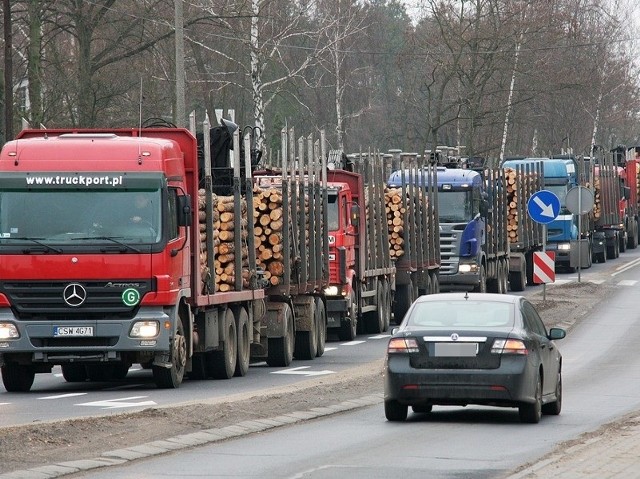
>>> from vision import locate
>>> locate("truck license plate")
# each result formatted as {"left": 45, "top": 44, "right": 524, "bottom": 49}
{"left": 54, "top": 326, "right": 94, "bottom": 337}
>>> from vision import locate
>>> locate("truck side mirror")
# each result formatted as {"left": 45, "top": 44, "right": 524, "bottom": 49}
{"left": 177, "top": 194, "right": 192, "bottom": 227}
{"left": 350, "top": 203, "right": 360, "bottom": 229}
{"left": 479, "top": 199, "right": 489, "bottom": 216}
{"left": 623, "top": 186, "right": 631, "bottom": 200}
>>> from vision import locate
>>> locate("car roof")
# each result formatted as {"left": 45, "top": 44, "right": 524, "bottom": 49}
{"left": 412, "top": 293, "right": 522, "bottom": 305}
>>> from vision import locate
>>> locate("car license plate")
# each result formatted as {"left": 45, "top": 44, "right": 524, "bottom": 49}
{"left": 53, "top": 326, "right": 94, "bottom": 337}
{"left": 434, "top": 342, "right": 478, "bottom": 357}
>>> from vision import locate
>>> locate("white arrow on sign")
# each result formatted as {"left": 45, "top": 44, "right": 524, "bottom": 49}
{"left": 77, "top": 396, "right": 157, "bottom": 409}
{"left": 272, "top": 366, "right": 334, "bottom": 377}
{"left": 533, "top": 195, "right": 556, "bottom": 218}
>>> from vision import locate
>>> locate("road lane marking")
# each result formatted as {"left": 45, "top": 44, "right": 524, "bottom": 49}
{"left": 340, "top": 340, "right": 366, "bottom": 346}
{"left": 76, "top": 396, "right": 156, "bottom": 409}
{"left": 612, "top": 257, "right": 640, "bottom": 276}
{"left": 368, "top": 335, "right": 390, "bottom": 340}
{"left": 38, "top": 393, "right": 87, "bottom": 400}
{"left": 272, "top": 366, "right": 334, "bottom": 377}
{"left": 588, "top": 279, "right": 605, "bottom": 284}
{"left": 617, "top": 280, "right": 637, "bottom": 286}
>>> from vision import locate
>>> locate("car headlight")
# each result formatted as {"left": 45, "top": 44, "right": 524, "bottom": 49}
{"left": 130, "top": 321, "right": 159, "bottom": 338}
{"left": 0, "top": 322, "right": 19, "bottom": 339}
{"left": 557, "top": 243, "right": 571, "bottom": 251}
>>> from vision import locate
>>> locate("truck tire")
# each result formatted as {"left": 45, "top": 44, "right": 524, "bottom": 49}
{"left": 430, "top": 271, "right": 439, "bottom": 294}
{"left": 295, "top": 300, "right": 318, "bottom": 360}
{"left": 338, "top": 290, "right": 358, "bottom": 341}
{"left": 61, "top": 364, "right": 88, "bottom": 382}
{"left": 509, "top": 269, "right": 526, "bottom": 292}
{"left": 208, "top": 308, "right": 237, "bottom": 379}
{"left": 365, "top": 283, "right": 385, "bottom": 334}
{"left": 383, "top": 279, "right": 392, "bottom": 331}
{"left": 86, "top": 364, "right": 115, "bottom": 381}
{"left": 473, "top": 265, "right": 487, "bottom": 293}
{"left": 314, "top": 297, "right": 326, "bottom": 357}
{"left": 628, "top": 223, "right": 638, "bottom": 249}
{"left": 153, "top": 319, "right": 187, "bottom": 388}
{"left": 234, "top": 307, "right": 250, "bottom": 377}
{"left": 393, "top": 283, "right": 415, "bottom": 324}
{"left": 1, "top": 363, "right": 35, "bottom": 392}
{"left": 620, "top": 232, "right": 627, "bottom": 253}
{"left": 267, "top": 302, "right": 295, "bottom": 367}
{"left": 502, "top": 260, "right": 510, "bottom": 293}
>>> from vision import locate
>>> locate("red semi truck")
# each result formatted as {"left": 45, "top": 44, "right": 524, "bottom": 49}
{"left": 0, "top": 119, "right": 328, "bottom": 392}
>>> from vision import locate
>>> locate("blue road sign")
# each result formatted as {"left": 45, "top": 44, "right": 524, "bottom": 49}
{"left": 527, "top": 190, "right": 560, "bottom": 224}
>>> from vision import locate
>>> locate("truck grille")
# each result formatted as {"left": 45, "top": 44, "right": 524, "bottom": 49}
{"left": 439, "top": 231, "right": 459, "bottom": 275}
{"left": 0, "top": 280, "right": 153, "bottom": 320}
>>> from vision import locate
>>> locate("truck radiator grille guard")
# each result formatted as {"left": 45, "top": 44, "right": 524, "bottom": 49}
{"left": 439, "top": 231, "right": 459, "bottom": 274}
{"left": 0, "top": 280, "right": 153, "bottom": 320}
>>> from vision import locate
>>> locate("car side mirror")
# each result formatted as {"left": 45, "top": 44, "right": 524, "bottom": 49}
{"left": 391, "top": 327, "right": 399, "bottom": 335}
{"left": 548, "top": 327, "right": 566, "bottom": 340}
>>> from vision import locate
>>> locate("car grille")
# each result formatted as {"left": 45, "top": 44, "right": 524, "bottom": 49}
{"left": 0, "top": 280, "right": 153, "bottom": 320}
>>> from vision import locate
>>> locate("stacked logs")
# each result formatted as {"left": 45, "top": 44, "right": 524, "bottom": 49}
{"left": 198, "top": 190, "right": 250, "bottom": 292}
{"left": 253, "top": 185, "right": 285, "bottom": 286}
{"left": 593, "top": 175, "right": 602, "bottom": 220}
{"left": 504, "top": 168, "right": 520, "bottom": 243}
{"left": 385, "top": 187, "right": 406, "bottom": 258}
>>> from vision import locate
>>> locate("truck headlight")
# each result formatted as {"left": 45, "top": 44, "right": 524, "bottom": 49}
{"left": 130, "top": 321, "right": 159, "bottom": 338}
{"left": 324, "top": 285, "right": 340, "bottom": 296}
{"left": 558, "top": 243, "right": 571, "bottom": 251}
{"left": 0, "top": 323, "right": 19, "bottom": 339}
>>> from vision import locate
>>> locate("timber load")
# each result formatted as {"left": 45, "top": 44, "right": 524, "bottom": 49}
{"left": 252, "top": 184, "right": 286, "bottom": 286}
{"left": 198, "top": 190, "right": 250, "bottom": 292}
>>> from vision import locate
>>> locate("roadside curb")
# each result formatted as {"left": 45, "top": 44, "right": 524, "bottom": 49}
{"left": 0, "top": 393, "right": 383, "bottom": 479}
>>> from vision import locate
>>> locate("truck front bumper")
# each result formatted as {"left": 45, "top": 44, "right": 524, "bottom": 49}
{"left": 0, "top": 306, "right": 171, "bottom": 365}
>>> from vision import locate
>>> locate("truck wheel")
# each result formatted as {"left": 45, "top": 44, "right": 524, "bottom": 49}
{"left": 509, "top": 270, "right": 526, "bottom": 292}
{"left": 383, "top": 279, "right": 392, "bottom": 331}
{"left": 393, "top": 284, "right": 414, "bottom": 324}
{"left": 61, "top": 364, "right": 88, "bottom": 383}
{"left": 295, "top": 300, "right": 317, "bottom": 360}
{"left": 365, "top": 283, "right": 385, "bottom": 334}
{"left": 314, "top": 297, "right": 326, "bottom": 357}
{"left": 153, "top": 319, "right": 187, "bottom": 388}
{"left": 473, "top": 265, "right": 487, "bottom": 293}
{"left": 338, "top": 290, "right": 358, "bottom": 341}
{"left": 1, "top": 363, "right": 35, "bottom": 392}
{"left": 620, "top": 233, "right": 627, "bottom": 253}
{"left": 234, "top": 307, "right": 250, "bottom": 377}
{"left": 430, "top": 272, "right": 439, "bottom": 294}
{"left": 267, "top": 303, "right": 295, "bottom": 367}
{"left": 208, "top": 308, "right": 237, "bottom": 379}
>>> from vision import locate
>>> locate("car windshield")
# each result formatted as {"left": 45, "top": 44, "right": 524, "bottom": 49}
{"left": 405, "top": 300, "right": 514, "bottom": 328}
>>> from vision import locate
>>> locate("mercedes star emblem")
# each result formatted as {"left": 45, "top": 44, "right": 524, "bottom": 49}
{"left": 63, "top": 283, "right": 87, "bottom": 307}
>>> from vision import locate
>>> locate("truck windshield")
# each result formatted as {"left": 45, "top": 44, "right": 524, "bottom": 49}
{"left": 545, "top": 185, "right": 570, "bottom": 213}
{"left": 327, "top": 193, "right": 340, "bottom": 231}
{"left": 437, "top": 190, "right": 474, "bottom": 223}
{"left": 0, "top": 190, "right": 162, "bottom": 244}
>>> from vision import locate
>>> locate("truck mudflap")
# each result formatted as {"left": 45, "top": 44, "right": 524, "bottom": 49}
{"left": 263, "top": 301, "right": 293, "bottom": 338}
{"left": 292, "top": 295, "right": 315, "bottom": 332}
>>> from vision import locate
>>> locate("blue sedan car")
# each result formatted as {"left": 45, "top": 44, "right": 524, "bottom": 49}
{"left": 384, "top": 293, "right": 566, "bottom": 423}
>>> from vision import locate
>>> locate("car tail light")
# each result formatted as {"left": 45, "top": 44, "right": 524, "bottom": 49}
{"left": 387, "top": 337, "right": 419, "bottom": 354}
{"left": 491, "top": 338, "right": 528, "bottom": 355}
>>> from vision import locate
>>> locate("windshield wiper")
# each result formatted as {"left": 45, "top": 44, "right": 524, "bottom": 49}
{"left": 71, "top": 236, "right": 142, "bottom": 253}
{"left": 2, "top": 237, "right": 64, "bottom": 254}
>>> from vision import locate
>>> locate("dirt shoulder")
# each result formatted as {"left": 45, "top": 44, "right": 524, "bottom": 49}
{"left": 0, "top": 281, "right": 613, "bottom": 474}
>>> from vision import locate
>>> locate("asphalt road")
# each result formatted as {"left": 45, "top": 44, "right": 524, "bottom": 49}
{"left": 1, "top": 249, "right": 638, "bottom": 429}
{"left": 64, "top": 251, "right": 640, "bottom": 478}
